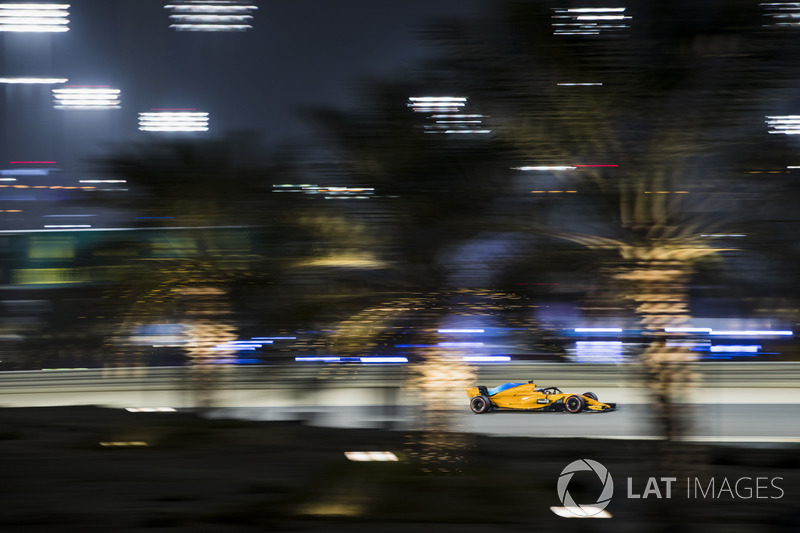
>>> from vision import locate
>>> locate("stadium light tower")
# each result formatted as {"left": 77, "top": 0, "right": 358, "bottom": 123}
{"left": 165, "top": 1, "right": 257, "bottom": 32}
{"left": 0, "top": 3, "right": 70, "bottom": 32}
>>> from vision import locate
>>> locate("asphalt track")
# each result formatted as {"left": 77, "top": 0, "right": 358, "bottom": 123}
{"left": 3, "top": 364, "right": 800, "bottom": 443}
{"left": 208, "top": 403, "right": 800, "bottom": 443}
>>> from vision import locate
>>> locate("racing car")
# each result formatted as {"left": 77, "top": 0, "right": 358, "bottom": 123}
{"left": 465, "top": 381, "right": 616, "bottom": 414}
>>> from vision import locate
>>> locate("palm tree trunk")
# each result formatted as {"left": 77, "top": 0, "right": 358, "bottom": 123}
{"left": 616, "top": 258, "right": 695, "bottom": 441}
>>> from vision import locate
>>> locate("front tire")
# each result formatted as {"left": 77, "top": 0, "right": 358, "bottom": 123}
{"left": 565, "top": 395, "right": 585, "bottom": 413}
{"left": 582, "top": 392, "right": 598, "bottom": 401}
{"left": 470, "top": 395, "right": 492, "bottom": 414}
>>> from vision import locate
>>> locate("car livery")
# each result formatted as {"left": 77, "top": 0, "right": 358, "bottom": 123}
{"left": 465, "top": 381, "right": 617, "bottom": 414}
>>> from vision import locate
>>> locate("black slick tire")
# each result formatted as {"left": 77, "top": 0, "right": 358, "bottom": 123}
{"left": 470, "top": 395, "right": 492, "bottom": 414}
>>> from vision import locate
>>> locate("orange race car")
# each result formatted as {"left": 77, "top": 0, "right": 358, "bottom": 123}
{"left": 465, "top": 381, "right": 617, "bottom": 414}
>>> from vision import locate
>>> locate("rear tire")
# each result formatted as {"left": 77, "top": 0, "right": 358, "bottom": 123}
{"left": 582, "top": 392, "right": 598, "bottom": 401}
{"left": 565, "top": 395, "right": 585, "bottom": 413}
{"left": 470, "top": 395, "right": 492, "bottom": 414}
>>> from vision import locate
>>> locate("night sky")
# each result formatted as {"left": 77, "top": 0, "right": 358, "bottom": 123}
{"left": 0, "top": 0, "right": 488, "bottom": 169}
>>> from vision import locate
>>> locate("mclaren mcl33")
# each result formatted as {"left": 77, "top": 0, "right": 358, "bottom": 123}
{"left": 465, "top": 381, "right": 617, "bottom": 414}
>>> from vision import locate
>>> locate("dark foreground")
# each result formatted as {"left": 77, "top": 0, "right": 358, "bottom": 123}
{"left": 1, "top": 406, "right": 798, "bottom": 532}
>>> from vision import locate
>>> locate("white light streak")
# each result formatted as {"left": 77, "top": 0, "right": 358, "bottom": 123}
{"left": 410, "top": 96, "right": 490, "bottom": 134}
{"left": 515, "top": 165, "right": 576, "bottom": 171}
{"left": 344, "top": 451, "right": 398, "bottom": 462}
{"left": 552, "top": 6, "right": 629, "bottom": 36}
{"left": 766, "top": 115, "right": 800, "bottom": 134}
{"left": 550, "top": 506, "right": 612, "bottom": 519}
{"left": 762, "top": 3, "right": 800, "bottom": 28}
{"left": 463, "top": 355, "right": 511, "bottom": 363}
{"left": 139, "top": 111, "right": 209, "bottom": 132}
{"left": 165, "top": 1, "right": 257, "bottom": 31}
{"left": 359, "top": 357, "right": 408, "bottom": 363}
{"left": 43, "top": 224, "right": 91, "bottom": 228}
{"left": 709, "top": 330, "right": 793, "bottom": 337}
{"left": 53, "top": 87, "right": 121, "bottom": 109}
{"left": 438, "top": 342, "right": 484, "bottom": 347}
{"left": 170, "top": 23, "right": 250, "bottom": 31}
{"left": 0, "top": 77, "right": 67, "bottom": 84}
{"left": 0, "top": 4, "right": 69, "bottom": 32}
{"left": 709, "top": 345, "right": 761, "bottom": 353}
{"left": 574, "top": 327, "right": 622, "bottom": 333}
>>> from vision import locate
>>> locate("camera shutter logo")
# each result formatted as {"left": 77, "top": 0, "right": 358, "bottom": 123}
{"left": 557, "top": 459, "right": 614, "bottom": 517}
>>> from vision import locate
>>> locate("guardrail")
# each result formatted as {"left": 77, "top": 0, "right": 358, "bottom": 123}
{"left": 1, "top": 362, "right": 800, "bottom": 392}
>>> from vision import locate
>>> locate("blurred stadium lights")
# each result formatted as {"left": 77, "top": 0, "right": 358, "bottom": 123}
{"left": 408, "top": 96, "right": 466, "bottom": 112}
{"left": 165, "top": 1, "right": 257, "bottom": 32}
{"left": 344, "top": 451, "right": 399, "bottom": 462}
{"left": 52, "top": 86, "right": 121, "bottom": 109}
{"left": 138, "top": 110, "right": 209, "bottom": 132}
{"left": 761, "top": 3, "right": 800, "bottom": 28}
{"left": 0, "top": 77, "right": 67, "bottom": 84}
{"left": 0, "top": 3, "right": 69, "bottom": 32}
{"left": 408, "top": 97, "right": 491, "bottom": 134}
{"left": 766, "top": 115, "right": 800, "bottom": 134}
{"left": 271, "top": 184, "right": 374, "bottom": 199}
{"left": 552, "top": 6, "right": 630, "bottom": 36}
